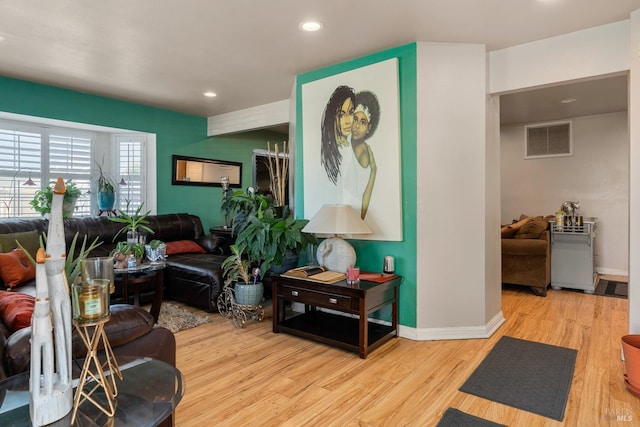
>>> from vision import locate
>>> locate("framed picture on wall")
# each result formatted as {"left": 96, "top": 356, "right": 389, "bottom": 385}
{"left": 301, "top": 58, "right": 402, "bottom": 241}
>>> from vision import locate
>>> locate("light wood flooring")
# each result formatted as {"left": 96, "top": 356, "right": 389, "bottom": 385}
{"left": 171, "top": 276, "right": 637, "bottom": 426}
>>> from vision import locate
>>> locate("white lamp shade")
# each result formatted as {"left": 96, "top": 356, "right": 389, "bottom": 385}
{"left": 302, "top": 204, "right": 372, "bottom": 236}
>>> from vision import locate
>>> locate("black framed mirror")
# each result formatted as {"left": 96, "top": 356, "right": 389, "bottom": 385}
{"left": 172, "top": 155, "right": 242, "bottom": 187}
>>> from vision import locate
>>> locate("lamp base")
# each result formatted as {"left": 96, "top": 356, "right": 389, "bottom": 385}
{"left": 316, "top": 237, "right": 356, "bottom": 273}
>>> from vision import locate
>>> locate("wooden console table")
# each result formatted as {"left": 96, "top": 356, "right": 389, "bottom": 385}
{"left": 272, "top": 274, "right": 401, "bottom": 358}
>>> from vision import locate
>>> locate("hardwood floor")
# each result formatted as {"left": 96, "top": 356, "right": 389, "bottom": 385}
{"left": 172, "top": 280, "right": 638, "bottom": 426}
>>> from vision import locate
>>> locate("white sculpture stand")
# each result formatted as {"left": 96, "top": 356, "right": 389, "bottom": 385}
{"left": 29, "top": 178, "right": 73, "bottom": 426}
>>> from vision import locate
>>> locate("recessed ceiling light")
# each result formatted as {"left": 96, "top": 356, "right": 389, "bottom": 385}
{"left": 299, "top": 21, "right": 323, "bottom": 32}
{"left": 203, "top": 91, "right": 217, "bottom": 98}
{"left": 0, "top": 35, "right": 5, "bottom": 42}
{"left": 561, "top": 98, "right": 577, "bottom": 104}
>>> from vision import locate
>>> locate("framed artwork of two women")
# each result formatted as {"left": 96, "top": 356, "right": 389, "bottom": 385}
{"left": 301, "top": 58, "right": 402, "bottom": 241}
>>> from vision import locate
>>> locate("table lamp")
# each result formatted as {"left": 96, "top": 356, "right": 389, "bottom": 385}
{"left": 302, "top": 204, "right": 372, "bottom": 273}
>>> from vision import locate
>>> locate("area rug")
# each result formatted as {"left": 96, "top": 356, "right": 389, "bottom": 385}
{"left": 459, "top": 336, "right": 577, "bottom": 421}
{"left": 594, "top": 279, "right": 628, "bottom": 299}
{"left": 436, "top": 408, "right": 507, "bottom": 427}
{"left": 157, "top": 302, "right": 210, "bottom": 333}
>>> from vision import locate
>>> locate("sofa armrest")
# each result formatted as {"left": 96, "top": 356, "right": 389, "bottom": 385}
{"left": 5, "top": 305, "right": 161, "bottom": 376}
{"left": 0, "top": 333, "right": 7, "bottom": 380}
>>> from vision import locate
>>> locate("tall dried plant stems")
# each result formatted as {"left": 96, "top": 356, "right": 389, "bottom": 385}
{"left": 267, "top": 141, "right": 288, "bottom": 206}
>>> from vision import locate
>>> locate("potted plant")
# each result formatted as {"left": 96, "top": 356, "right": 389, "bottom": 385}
{"left": 30, "top": 180, "right": 82, "bottom": 218}
{"left": 221, "top": 244, "right": 263, "bottom": 305}
{"left": 221, "top": 187, "right": 275, "bottom": 237}
{"left": 111, "top": 241, "right": 145, "bottom": 268}
{"left": 20, "top": 232, "right": 102, "bottom": 286}
{"left": 109, "top": 203, "right": 154, "bottom": 244}
{"left": 92, "top": 159, "right": 116, "bottom": 212}
{"left": 145, "top": 239, "right": 166, "bottom": 264}
{"left": 235, "top": 213, "right": 317, "bottom": 275}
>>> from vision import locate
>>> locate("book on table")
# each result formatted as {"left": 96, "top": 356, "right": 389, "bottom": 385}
{"left": 281, "top": 266, "right": 345, "bottom": 283}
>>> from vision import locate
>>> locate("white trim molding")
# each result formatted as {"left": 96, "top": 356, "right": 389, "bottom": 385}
{"left": 207, "top": 99, "right": 289, "bottom": 136}
{"left": 400, "top": 311, "right": 506, "bottom": 341}
{"left": 597, "top": 267, "right": 629, "bottom": 277}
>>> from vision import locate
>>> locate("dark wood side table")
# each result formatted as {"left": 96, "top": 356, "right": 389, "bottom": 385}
{"left": 209, "top": 226, "right": 235, "bottom": 245}
{"left": 272, "top": 275, "right": 401, "bottom": 358}
{"left": 115, "top": 263, "right": 166, "bottom": 323}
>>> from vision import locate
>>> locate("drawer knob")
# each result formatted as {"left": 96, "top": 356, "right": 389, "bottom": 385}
{"left": 291, "top": 290, "right": 299, "bottom": 297}
{"left": 329, "top": 298, "right": 337, "bottom": 304}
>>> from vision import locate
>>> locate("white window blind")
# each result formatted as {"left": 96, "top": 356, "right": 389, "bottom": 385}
{"left": 116, "top": 135, "right": 146, "bottom": 213}
{"left": 49, "top": 132, "right": 92, "bottom": 216}
{"left": 0, "top": 126, "right": 41, "bottom": 217}
{"left": 0, "top": 118, "right": 149, "bottom": 218}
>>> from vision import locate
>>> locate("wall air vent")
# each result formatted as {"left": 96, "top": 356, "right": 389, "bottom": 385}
{"left": 524, "top": 121, "right": 572, "bottom": 159}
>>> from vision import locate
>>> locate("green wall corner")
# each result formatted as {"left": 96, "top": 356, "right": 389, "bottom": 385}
{"left": 0, "top": 75, "right": 272, "bottom": 231}
{"left": 295, "top": 43, "right": 418, "bottom": 328}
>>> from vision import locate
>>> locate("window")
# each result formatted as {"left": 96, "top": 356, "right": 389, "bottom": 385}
{"left": 525, "top": 121, "right": 572, "bottom": 159}
{"left": 0, "top": 125, "right": 41, "bottom": 217}
{"left": 116, "top": 135, "right": 146, "bottom": 213}
{"left": 0, "top": 119, "right": 149, "bottom": 218}
{"left": 49, "top": 131, "right": 92, "bottom": 216}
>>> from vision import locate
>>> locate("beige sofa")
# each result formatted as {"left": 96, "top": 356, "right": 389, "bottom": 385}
{"left": 501, "top": 215, "right": 552, "bottom": 296}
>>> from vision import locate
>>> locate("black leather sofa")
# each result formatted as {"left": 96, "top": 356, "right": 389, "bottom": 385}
{"left": 0, "top": 213, "right": 228, "bottom": 312}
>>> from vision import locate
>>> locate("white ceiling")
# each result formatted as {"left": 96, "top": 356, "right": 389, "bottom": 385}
{"left": 0, "top": 0, "right": 638, "bottom": 123}
{"left": 500, "top": 74, "right": 629, "bottom": 125}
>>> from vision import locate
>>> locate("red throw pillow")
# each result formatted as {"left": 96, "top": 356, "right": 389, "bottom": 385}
{"left": 0, "top": 248, "right": 36, "bottom": 288}
{"left": 0, "top": 290, "right": 34, "bottom": 332}
{"left": 165, "top": 240, "right": 206, "bottom": 255}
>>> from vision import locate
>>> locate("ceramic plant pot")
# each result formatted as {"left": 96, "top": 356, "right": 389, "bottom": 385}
{"left": 234, "top": 282, "right": 264, "bottom": 306}
{"left": 97, "top": 191, "right": 116, "bottom": 211}
{"left": 113, "top": 253, "right": 128, "bottom": 269}
{"left": 145, "top": 243, "right": 166, "bottom": 264}
{"left": 621, "top": 335, "right": 640, "bottom": 394}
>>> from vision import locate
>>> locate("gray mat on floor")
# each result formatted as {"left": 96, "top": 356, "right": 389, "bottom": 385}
{"left": 436, "top": 408, "right": 507, "bottom": 427}
{"left": 595, "top": 280, "right": 628, "bottom": 299}
{"left": 459, "top": 336, "right": 577, "bottom": 421}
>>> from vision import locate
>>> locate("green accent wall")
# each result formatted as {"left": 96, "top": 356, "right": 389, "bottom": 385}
{"left": 174, "top": 129, "right": 286, "bottom": 230}
{"left": 0, "top": 75, "right": 270, "bottom": 231}
{"left": 296, "top": 43, "right": 418, "bottom": 327}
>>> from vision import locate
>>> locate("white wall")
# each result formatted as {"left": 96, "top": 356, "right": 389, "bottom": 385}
{"left": 490, "top": 21, "right": 629, "bottom": 94}
{"left": 501, "top": 112, "right": 629, "bottom": 275}
{"left": 416, "top": 42, "right": 504, "bottom": 339}
{"left": 628, "top": 10, "right": 640, "bottom": 332}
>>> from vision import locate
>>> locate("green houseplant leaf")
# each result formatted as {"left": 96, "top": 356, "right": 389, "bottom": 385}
{"left": 30, "top": 180, "right": 82, "bottom": 218}
{"left": 18, "top": 232, "right": 102, "bottom": 287}
{"left": 235, "top": 214, "right": 316, "bottom": 275}
{"left": 221, "top": 244, "right": 253, "bottom": 285}
{"left": 109, "top": 203, "right": 154, "bottom": 241}
{"left": 92, "top": 159, "right": 116, "bottom": 193}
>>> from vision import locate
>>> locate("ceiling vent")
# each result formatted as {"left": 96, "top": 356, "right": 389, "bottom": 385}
{"left": 524, "top": 121, "right": 572, "bottom": 159}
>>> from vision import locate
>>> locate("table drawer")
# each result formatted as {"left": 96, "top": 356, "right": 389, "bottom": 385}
{"left": 280, "top": 285, "right": 353, "bottom": 310}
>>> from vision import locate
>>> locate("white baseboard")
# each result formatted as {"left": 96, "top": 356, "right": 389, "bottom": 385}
{"left": 399, "top": 311, "right": 506, "bottom": 341}
{"left": 597, "top": 267, "right": 629, "bottom": 276}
